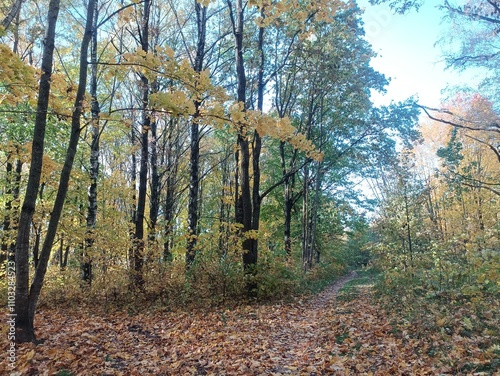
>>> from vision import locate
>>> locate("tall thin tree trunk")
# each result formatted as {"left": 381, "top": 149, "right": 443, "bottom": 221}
{"left": 249, "top": 16, "right": 265, "bottom": 262}
{"left": 2, "top": 150, "right": 22, "bottom": 263}
{"left": 63, "top": 243, "right": 70, "bottom": 268}
{"left": 300, "top": 98, "right": 315, "bottom": 271}
{"left": 129, "top": 126, "right": 137, "bottom": 268}
{"left": 16, "top": 0, "right": 95, "bottom": 343}
{"left": 163, "top": 121, "right": 178, "bottom": 262}
{"left": 403, "top": 184, "right": 413, "bottom": 266}
{"left": 32, "top": 222, "right": 41, "bottom": 269}
{"left": 228, "top": 0, "right": 256, "bottom": 278}
{"left": 311, "top": 162, "right": 322, "bottom": 264}
{"left": 149, "top": 118, "right": 159, "bottom": 250}
{"left": 58, "top": 235, "right": 64, "bottom": 270}
{"left": 1, "top": 156, "right": 12, "bottom": 264}
{"left": 280, "top": 143, "right": 299, "bottom": 257}
{"left": 301, "top": 160, "right": 311, "bottom": 270}
{"left": 14, "top": 0, "right": 61, "bottom": 343}
{"left": 218, "top": 150, "right": 232, "bottom": 254}
{"left": 28, "top": 0, "right": 95, "bottom": 337}
{"left": 83, "top": 0, "right": 100, "bottom": 285}
{"left": 132, "top": 0, "right": 152, "bottom": 289}
{"left": 186, "top": 1, "right": 207, "bottom": 267}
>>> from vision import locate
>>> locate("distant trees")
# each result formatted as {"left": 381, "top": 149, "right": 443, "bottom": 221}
{"left": 371, "top": 98, "right": 499, "bottom": 300}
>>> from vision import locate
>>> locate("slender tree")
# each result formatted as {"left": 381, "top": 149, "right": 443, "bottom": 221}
{"left": 83, "top": 0, "right": 100, "bottom": 285}
{"left": 132, "top": 0, "right": 152, "bottom": 289}
{"left": 14, "top": 0, "right": 61, "bottom": 343}
{"left": 186, "top": 0, "right": 208, "bottom": 266}
{"left": 15, "top": 0, "right": 97, "bottom": 342}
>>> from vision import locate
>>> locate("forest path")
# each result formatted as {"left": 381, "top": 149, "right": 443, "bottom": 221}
{"left": 3, "top": 271, "right": 445, "bottom": 375}
{"left": 308, "top": 270, "right": 358, "bottom": 308}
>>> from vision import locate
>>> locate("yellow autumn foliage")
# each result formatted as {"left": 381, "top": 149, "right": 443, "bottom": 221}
{"left": 0, "top": 44, "right": 37, "bottom": 105}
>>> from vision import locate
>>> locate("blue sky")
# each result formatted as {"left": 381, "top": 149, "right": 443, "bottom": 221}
{"left": 357, "top": 0, "right": 482, "bottom": 107}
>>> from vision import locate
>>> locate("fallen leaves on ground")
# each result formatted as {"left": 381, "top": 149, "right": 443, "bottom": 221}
{"left": 1, "top": 274, "right": 497, "bottom": 375}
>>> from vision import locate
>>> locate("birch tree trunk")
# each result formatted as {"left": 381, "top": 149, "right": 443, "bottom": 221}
{"left": 83, "top": 0, "right": 100, "bottom": 285}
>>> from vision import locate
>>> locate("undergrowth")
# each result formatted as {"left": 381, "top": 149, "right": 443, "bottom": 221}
{"left": 0, "top": 251, "right": 347, "bottom": 315}
{"left": 374, "top": 271, "right": 500, "bottom": 374}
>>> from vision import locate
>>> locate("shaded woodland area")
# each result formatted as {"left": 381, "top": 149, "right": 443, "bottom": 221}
{"left": 0, "top": 0, "right": 498, "bottom": 374}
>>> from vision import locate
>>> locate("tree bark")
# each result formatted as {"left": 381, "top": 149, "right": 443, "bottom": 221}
{"left": 228, "top": 0, "right": 257, "bottom": 279}
{"left": 1, "top": 0, "right": 24, "bottom": 31}
{"left": 311, "top": 162, "right": 322, "bottom": 264}
{"left": 132, "top": 0, "right": 152, "bottom": 288}
{"left": 249, "top": 15, "right": 266, "bottom": 265}
{"left": 27, "top": 0, "right": 95, "bottom": 340}
{"left": 280, "top": 142, "right": 298, "bottom": 257}
{"left": 14, "top": 0, "right": 61, "bottom": 343}
{"left": 186, "top": 1, "right": 207, "bottom": 267}
{"left": 149, "top": 117, "right": 159, "bottom": 250}
{"left": 16, "top": 0, "right": 96, "bottom": 343}
{"left": 83, "top": 0, "right": 100, "bottom": 286}
{"left": 302, "top": 160, "right": 311, "bottom": 270}
{"left": 162, "top": 120, "right": 179, "bottom": 262}
{"left": 1, "top": 150, "right": 22, "bottom": 263}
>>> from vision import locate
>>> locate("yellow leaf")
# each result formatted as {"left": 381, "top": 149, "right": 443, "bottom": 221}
{"left": 436, "top": 317, "right": 446, "bottom": 327}
{"left": 25, "top": 349, "right": 35, "bottom": 361}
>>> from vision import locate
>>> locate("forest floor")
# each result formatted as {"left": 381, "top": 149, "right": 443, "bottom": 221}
{"left": 1, "top": 270, "right": 498, "bottom": 375}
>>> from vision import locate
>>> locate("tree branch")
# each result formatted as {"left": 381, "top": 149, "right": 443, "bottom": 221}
{"left": 444, "top": 0, "right": 500, "bottom": 25}
{"left": 1, "top": 0, "right": 23, "bottom": 30}
{"left": 260, "top": 158, "right": 311, "bottom": 200}
{"left": 463, "top": 134, "right": 500, "bottom": 164}
{"left": 416, "top": 104, "right": 500, "bottom": 134}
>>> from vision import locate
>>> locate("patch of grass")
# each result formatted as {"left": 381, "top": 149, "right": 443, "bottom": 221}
{"left": 459, "top": 358, "right": 500, "bottom": 375}
{"left": 337, "top": 268, "right": 381, "bottom": 301}
{"left": 335, "top": 332, "right": 349, "bottom": 344}
{"left": 56, "top": 370, "right": 73, "bottom": 376}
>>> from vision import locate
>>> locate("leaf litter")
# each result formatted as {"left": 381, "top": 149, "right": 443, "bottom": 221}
{"left": 1, "top": 272, "right": 497, "bottom": 375}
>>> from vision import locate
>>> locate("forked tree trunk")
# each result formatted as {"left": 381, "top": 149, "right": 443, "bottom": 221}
{"left": 16, "top": 0, "right": 95, "bottom": 343}
{"left": 228, "top": 0, "right": 257, "bottom": 281}
{"left": 14, "top": 0, "right": 61, "bottom": 343}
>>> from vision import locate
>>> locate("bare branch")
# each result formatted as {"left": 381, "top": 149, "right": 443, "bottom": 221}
{"left": 416, "top": 104, "right": 500, "bottom": 134}
{"left": 96, "top": 1, "right": 145, "bottom": 30}
{"left": 461, "top": 180, "right": 500, "bottom": 196}
{"left": 444, "top": 0, "right": 500, "bottom": 25}
{"left": 463, "top": 134, "right": 500, "bottom": 164}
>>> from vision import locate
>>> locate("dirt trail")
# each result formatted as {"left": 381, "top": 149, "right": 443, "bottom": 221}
{"left": 310, "top": 270, "right": 358, "bottom": 309}
{"left": 262, "top": 270, "right": 359, "bottom": 374}
{"left": 1, "top": 272, "right": 450, "bottom": 375}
